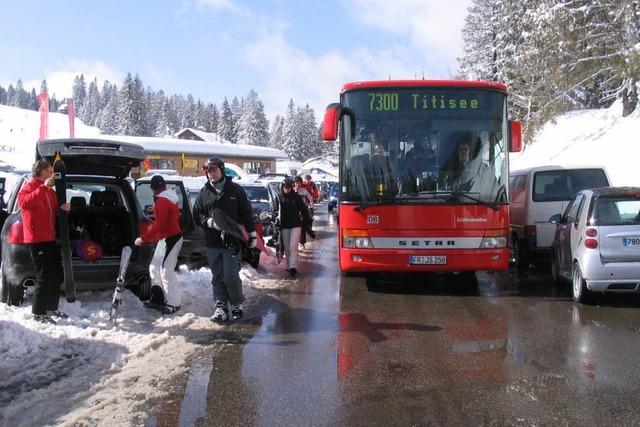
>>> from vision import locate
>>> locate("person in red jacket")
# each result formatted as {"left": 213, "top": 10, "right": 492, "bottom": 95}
{"left": 135, "top": 175, "right": 183, "bottom": 314}
{"left": 18, "top": 159, "right": 71, "bottom": 324}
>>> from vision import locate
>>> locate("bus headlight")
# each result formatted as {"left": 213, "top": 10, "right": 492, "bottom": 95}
{"left": 342, "top": 229, "right": 374, "bottom": 249}
{"left": 479, "top": 236, "right": 507, "bottom": 248}
{"left": 343, "top": 236, "right": 374, "bottom": 248}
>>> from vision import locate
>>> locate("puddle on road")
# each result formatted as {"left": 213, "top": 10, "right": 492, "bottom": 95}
{"left": 177, "top": 358, "right": 214, "bottom": 427}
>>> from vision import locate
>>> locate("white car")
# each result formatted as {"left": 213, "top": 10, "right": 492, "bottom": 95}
{"left": 550, "top": 187, "right": 640, "bottom": 303}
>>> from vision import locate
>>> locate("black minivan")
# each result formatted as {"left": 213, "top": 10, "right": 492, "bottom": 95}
{"left": 0, "top": 139, "right": 154, "bottom": 305}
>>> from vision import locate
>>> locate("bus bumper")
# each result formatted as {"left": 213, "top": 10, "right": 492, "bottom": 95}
{"left": 339, "top": 248, "right": 509, "bottom": 273}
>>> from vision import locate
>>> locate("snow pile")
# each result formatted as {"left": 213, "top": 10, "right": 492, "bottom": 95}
{"left": 510, "top": 101, "right": 640, "bottom": 186}
{"left": 0, "top": 105, "right": 101, "bottom": 172}
{"left": 0, "top": 254, "right": 290, "bottom": 426}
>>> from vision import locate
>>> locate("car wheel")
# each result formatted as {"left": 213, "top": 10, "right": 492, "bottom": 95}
{"left": 512, "top": 236, "right": 529, "bottom": 272}
{"left": 572, "top": 263, "right": 591, "bottom": 304}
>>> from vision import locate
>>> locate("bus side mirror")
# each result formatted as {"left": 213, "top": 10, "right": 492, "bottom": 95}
{"left": 509, "top": 120, "right": 522, "bottom": 152}
{"left": 322, "top": 103, "right": 341, "bottom": 142}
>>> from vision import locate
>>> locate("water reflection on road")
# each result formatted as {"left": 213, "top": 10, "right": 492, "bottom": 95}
{"left": 165, "top": 206, "right": 640, "bottom": 426}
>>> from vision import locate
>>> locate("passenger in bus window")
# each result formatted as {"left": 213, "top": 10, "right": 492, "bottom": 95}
{"left": 370, "top": 139, "right": 396, "bottom": 195}
{"left": 442, "top": 136, "right": 473, "bottom": 187}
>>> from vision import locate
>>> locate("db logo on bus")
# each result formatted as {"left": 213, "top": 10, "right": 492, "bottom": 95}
{"left": 367, "top": 215, "right": 379, "bottom": 224}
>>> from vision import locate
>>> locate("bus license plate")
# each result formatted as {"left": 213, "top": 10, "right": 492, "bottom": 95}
{"left": 409, "top": 255, "right": 447, "bottom": 265}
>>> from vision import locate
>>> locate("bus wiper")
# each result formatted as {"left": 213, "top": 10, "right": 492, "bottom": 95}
{"left": 354, "top": 199, "right": 408, "bottom": 212}
{"left": 447, "top": 190, "right": 500, "bottom": 211}
{"left": 354, "top": 194, "right": 446, "bottom": 211}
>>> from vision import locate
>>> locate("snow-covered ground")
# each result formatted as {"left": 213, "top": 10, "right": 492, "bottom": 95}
{"left": 510, "top": 101, "right": 640, "bottom": 187}
{"left": 0, "top": 255, "right": 294, "bottom": 426}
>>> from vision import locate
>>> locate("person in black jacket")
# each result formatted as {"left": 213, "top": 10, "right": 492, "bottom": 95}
{"left": 278, "top": 177, "right": 310, "bottom": 276}
{"left": 192, "top": 157, "right": 256, "bottom": 323}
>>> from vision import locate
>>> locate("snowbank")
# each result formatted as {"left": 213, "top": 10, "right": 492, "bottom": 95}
{"left": 0, "top": 253, "right": 293, "bottom": 426}
{"left": 510, "top": 101, "right": 640, "bottom": 187}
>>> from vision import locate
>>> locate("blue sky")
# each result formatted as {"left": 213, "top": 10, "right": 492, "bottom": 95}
{"left": 1, "top": 0, "right": 472, "bottom": 120}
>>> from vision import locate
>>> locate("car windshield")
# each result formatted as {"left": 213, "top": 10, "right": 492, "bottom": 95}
{"left": 244, "top": 186, "right": 270, "bottom": 202}
{"left": 340, "top": 87, "right": 509, "bottom": 204}
{"left": 592, "top": 195, "right": 640, "bottom": 226}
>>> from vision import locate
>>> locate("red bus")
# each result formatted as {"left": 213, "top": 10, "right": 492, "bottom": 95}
{"left": 322, "top": 80, "right": 522, "bottom": 273}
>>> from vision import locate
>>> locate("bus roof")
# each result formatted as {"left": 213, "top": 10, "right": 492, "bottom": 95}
{"left": 341, "top": 80, "right": 508, "bottom": 93}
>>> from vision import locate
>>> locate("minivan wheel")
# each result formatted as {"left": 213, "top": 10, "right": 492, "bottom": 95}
{"left": 572, "top": 263, "right": 591, "bottom": 304}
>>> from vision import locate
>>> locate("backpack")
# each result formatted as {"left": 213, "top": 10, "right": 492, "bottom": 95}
{"left": 307, "top": 182, "right": 319, "bottom": 202}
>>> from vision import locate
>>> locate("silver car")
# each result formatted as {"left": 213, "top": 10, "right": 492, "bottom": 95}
{"left": 550, "top": 187, "right": 640, "bottom": 303}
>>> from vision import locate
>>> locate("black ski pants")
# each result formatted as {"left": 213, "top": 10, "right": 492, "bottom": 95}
{"left": 29, "top": 241, "right": 63, "bottom": 315}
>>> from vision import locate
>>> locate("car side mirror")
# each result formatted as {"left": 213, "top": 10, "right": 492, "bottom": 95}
{"left": 549, "top": 214, "right": 562, "bottom": 224}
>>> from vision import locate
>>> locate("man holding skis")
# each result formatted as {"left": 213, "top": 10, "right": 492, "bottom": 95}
{"left": 192, "top": 157, "right": 256, "bottom": 323}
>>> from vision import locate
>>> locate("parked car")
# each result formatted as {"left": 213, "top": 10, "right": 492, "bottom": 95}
{"left": 241, "top": 183, "right": 278, "bottom": 216}
{"left": 136, "top": 175, "right": 205, "bottom": 270}
{"left": 509, "top": 165, "right": 611, "bottom": 270}
{"left": 328, "top": 183, "right": 338, "bottom": 211}
{"left": 0, "top": 139, "right": 154, "bottom": 306}
{"left": 136, "top": 175, "right": 265, "bottom": 269}
{"left": 549, "top": 187, "right": 640, "bottom": 303}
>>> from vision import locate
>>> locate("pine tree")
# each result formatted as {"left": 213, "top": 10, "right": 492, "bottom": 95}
{"left": 282, "top": 99, "right": 297, "bottom": 159}
{"left": 154, "top": 91, "right": 172, "bottom": 137}
{"left": 6, "top": 85, "right": 15, "bottom": 106}
{"left": 116, "top": 72, "right": 146, "bottom": 136}
{"left": 40, "top": 80, "right": 48, "bottom": 94}
{"left": 13, "top": 79, "right": 28, "bottom": 108}
{"left": 269, "top": 114, "right": 285, "bottom": 149}
{"left": 82, "top": 78, "right": 102, "bottom": 126}
{"left": 238, "top": 88, "right": 269, "bottom": 146}
{"left": 28, "top": 88, "right": 38, "bottom": 111}
{"left": 0, "top": 86, "right": 7, "bottom": 105}
{"left": 72, "top": 74, "right": 87, "bottom": 116}
{"left": 230, "top": 96, "right": 242, "bottom": 143}
{"left": 202, "top": 103, "right": 218, "bottom": 134}
{"left": 218, "top": 98, "right": 235, "bottom": 143}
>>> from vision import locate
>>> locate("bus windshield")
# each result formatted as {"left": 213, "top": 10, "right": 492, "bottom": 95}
{"left": 340, "top": 87, "right": 509, "bottom": 204}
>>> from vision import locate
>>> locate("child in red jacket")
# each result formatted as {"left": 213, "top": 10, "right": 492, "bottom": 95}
{"left": 135, "top": 175, "right": 183, "bottom": 314}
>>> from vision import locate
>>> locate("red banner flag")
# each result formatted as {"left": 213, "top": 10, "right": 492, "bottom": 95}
{"left": 37, "top": 93, "right": 49, "bottom": 141}
{"left": 67, "top": 98, "right": 75, "bottom": 138}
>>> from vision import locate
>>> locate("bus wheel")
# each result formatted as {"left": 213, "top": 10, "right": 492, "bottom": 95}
{"left": 512, "top": 237, "right": 529, "bottom": 272}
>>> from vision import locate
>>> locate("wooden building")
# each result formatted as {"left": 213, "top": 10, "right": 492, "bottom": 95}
{"left": 96, "top": 133, "right": 288, "bottom": 178}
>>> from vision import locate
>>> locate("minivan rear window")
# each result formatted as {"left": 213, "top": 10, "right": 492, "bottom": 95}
{"left": 592, "top": 196, "right": 640, "bottom": 226}
{"left": 533, "top": 169, "right": 609, "bottom": 202}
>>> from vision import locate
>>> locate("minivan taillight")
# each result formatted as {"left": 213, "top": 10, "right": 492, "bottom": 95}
{"left": 585, "top": 228, "right": 597, "bottom": 237}
{"left": 585, "top": 239, "right": 598, "bottom": 249}
{"left": 525, "top": 225, "right": 536, "bottom": 238}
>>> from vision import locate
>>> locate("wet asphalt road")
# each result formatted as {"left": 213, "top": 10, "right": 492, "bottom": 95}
{"left": 151, "top": 204, "right": 640, "bottom": 426}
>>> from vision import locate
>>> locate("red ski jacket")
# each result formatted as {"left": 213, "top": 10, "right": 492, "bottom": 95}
{"left": 17, "top": 178, "right": 59, "bottom": 244}
{"left": 142, "top": 190, "right": 182, "bottom": 242}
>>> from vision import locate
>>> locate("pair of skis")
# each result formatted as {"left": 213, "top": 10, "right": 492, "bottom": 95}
{"left": 108, "top": 246, "right": 132, "bottom": 323}
{"left": 53, "top": 158, "right": 76, "bottom": 303}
